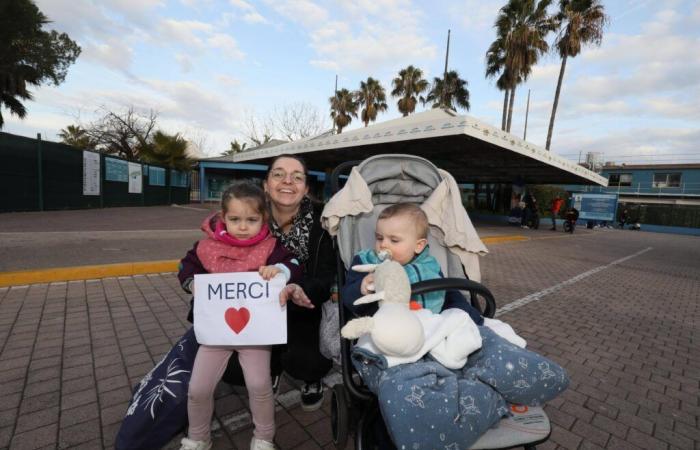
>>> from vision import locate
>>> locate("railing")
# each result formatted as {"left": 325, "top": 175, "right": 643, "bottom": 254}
{"left": 579, "top": 182, "right": 700, "bottom": 197}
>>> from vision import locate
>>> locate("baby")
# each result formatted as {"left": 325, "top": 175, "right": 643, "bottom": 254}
{"left": 342, "top": 202, "right": 483, "bottom": 322}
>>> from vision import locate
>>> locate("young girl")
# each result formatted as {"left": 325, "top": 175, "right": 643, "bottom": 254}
{"left": 178, "top": 181, "right": 303, "bottom": 450}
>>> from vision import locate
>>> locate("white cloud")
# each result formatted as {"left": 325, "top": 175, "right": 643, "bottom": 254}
{"left": 268, "top": 0, "right": 437, "bottom": 73}
{"left": 208, "top": 33, "right": 246, "bottom": 60}
{"left": 158, "top": 19, "right": 214, "bottom": 48}
{"left": 268, "top": 0, "right": 329, "bottom": 27}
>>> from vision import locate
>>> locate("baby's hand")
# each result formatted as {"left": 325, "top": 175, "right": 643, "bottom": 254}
{"left": 360, "top": 274, "right": 375, "bottom": 295}
{"left": 259, "top": 265, "right": 281, "bottom": 280}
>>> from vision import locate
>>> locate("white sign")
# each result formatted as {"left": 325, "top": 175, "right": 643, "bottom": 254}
{"left": 193, "top": 272, "right": 287, "bottom": 345}
{"left": 128, "top": 162, "right": 142, "bottom": 194}
{"left": 82, "top": 151, "right": 100, "bottom": 195}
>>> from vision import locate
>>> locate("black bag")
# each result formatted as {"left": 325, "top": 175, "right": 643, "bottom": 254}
{"left": 115, "top": 328, "right": 199, "bottom": 450}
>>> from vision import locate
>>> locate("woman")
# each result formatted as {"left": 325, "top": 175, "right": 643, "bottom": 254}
{"left": 212, "top": 154, "right": 336, "bottom": 411}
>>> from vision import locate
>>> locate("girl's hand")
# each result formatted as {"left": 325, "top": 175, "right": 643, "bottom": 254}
{"left": 279, "top": 283, "right": 314, "bottom": 309}
{"left": 259, "top": 265, "right": 281, "bottom": 280}
{"left": 360, "top": 274, "right": 375, "bottom": 295}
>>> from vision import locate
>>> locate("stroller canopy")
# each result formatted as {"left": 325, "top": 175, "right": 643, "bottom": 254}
{"left": 322, "top": 154, "right": 487, "bottom": 282}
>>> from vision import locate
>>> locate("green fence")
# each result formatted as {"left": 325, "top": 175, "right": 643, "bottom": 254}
{"left": 0, "top": 132, "right": 190, "bottom": 213}
{"left": 620, "top": 202, "right": 700, "bottom": 228}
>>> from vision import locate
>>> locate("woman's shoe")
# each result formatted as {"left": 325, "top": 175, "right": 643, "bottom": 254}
{"left": 179, "top": 437, "right": 212, "bottom": 450}
{"left": 250, "top": 437, "right": 277, "bottom": 450}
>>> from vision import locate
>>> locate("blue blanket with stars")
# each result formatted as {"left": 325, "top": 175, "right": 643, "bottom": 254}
{"left": 351, "top": 326, "right": 569, "bottom": 449}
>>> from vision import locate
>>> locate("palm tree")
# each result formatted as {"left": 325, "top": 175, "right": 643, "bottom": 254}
{"left": 391, "top": 65, "right": 429, "bottom": 116}
{"left": 58, "top": 124, "right": 94, "bottom": 149}
{"left": 221, "top": 139, "right": 247, "bottom": 156}
{"left": 485, "top": 36, "right": 511, "bottom": 130}
{"left": 329, "top": 88, "right": 358, "bottom": 134}
{"left": 546, "top": 0, "right": 608, "bottom": 150}
{"left": 356, "top": 77, "right": 388, "bottom": 127}
{"left": 139, "top": 131, "right": 194, "bottom": 171}
{"left": 424, "top": 70, "right": 470, "bottom": 111}
{"left": 488, "top": 0, "right": 555, "bottom": 132}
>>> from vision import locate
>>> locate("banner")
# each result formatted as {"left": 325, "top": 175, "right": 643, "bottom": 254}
{"left": 572, "top": 193, "right": 618, "bottom": 221}
{"left": 128, "top": 162, "right": 142, "bottom": 194}
{"left": 82, "top": 151, "right": 100, "bottom": 195}
{"left": 193, "top": 272, "right": 287, "bottom": 345}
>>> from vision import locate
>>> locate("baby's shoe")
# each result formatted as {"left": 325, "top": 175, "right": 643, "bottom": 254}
{"left": 250, "top": 437, "right": 276, "bottom": 450}
{"left": 179, "top": 437, "right": 212, "bottom": 450}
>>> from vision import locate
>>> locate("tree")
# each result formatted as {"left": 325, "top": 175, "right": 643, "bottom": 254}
{"left": 0, "top": 0, "right": 81, "bottom": 128}
{"left": 485, "top": 35, "right": 516, "bottom": 130}
{"left": 84, "top": 106, "right": 158, "bottom": 160}
{"left": 58, "top": 124, "right": 94, "bottom": 149}
{"left": 329, "top": 88, "right": 358, "bottom": 134}
{"left": 391, "top": 65, "right": 429, "bottom": 116}
{"left": 424, "top": 70, "right": 470, "bottom": 111}
{"left": 138, "top": 131, "right": 194, "bottom": 171}
{"left": 488, "top": 0, "right": 555, "bottom": 132}
{"left": 546, "top": 0, "right": 607, "bottom": 150}
{"left": 356, "top": 77, "right": 388, "bottom": 127}
{"left": 272, "top": 102, "right": 326, "bottom": 141}
{"left": 221, "top": 139, "right": 247, "bottom": 156}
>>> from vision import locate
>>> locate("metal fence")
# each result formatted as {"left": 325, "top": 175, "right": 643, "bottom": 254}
{"left": 0, "top": 132, "right": 190, "bottom": 213}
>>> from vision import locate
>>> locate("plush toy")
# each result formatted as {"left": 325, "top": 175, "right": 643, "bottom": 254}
{"left": 340, "top": 259, "right": 425, "bottom": 357}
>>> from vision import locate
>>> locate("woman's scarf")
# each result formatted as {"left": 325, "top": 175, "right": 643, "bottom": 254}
{"left": 269, "top": 196, "right": 314, "bottom": 263}
{"left": 356, "top": 246, "right": 445, "bottom": 314}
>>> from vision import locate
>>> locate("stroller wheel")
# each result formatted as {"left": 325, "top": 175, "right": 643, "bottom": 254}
{"left": 331, "top": 384, "right": 350, "bottom": 449}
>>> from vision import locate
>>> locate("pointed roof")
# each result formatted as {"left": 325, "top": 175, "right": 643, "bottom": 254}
{"left": 233, "top": 109, "right": 607, "bottom": 185}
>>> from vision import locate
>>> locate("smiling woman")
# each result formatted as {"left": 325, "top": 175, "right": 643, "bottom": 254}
{"left": 217, "top": 154, "right": 338, "bottom": 412}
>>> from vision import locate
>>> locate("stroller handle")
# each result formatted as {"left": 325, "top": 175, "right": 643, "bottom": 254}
{"left": 411, "top": 278, "right": 497, "bottom": 319}
{"left": 330, "top": 160, "right": 362, "bottom": 193}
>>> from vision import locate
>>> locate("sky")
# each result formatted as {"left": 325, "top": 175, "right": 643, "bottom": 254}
{"left": 4, "top": 0, "right": 700, "bottom": 165}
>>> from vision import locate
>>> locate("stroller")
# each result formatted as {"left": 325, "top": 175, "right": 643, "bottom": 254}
{"left": 325, "top": 154, "right": 552, "bottom": 450}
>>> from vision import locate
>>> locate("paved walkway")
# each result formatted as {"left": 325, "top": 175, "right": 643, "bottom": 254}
{"left": 0, "top": 210, "right": 698, "bottom": 449}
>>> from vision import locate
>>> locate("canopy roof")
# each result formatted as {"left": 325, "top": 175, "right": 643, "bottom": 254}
{"left": 233, "top": 109, "right": 607, "bottom": 186}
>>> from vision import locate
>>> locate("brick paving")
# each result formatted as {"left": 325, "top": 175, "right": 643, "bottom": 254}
{"left": 0, "top": 227, "right": 698, "bottom": 449}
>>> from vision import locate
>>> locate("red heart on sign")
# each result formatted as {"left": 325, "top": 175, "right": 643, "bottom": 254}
{"left": 224, "top": 307, "right": 250, "bottom": 334}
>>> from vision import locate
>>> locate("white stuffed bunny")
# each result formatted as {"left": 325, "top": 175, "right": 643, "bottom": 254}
{"left": 340, "top": 259, "right": 425, "bottom": 357}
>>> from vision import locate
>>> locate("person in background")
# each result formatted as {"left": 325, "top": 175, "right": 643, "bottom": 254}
{"left": 550, "top": 195, "right": 564, "bottom": 231}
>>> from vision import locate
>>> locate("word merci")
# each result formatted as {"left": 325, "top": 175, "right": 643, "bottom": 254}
{"left": 207, "top": 281, "right": 270, "bottom": 301}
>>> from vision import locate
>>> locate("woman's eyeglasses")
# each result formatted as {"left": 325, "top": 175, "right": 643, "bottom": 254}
{"left": 269, "top": 169, "right": 306, "bottom": 184}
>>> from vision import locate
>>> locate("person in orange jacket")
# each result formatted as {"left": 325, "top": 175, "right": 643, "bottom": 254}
{"left": 550, "top": 196, "right": 564, "bottom": 231}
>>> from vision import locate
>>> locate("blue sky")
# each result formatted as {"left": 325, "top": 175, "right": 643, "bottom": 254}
{"left": 4, "top": 0, "right": 700, "bottom": 164}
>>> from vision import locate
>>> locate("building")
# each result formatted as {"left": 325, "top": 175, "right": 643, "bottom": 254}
{"left": 572, "top": 163, "right": 700, "bottom": 233}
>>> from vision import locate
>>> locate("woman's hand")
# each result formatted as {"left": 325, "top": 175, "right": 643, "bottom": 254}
{"left": 259, "top": 265, "right": 281, "bottom": 280}
{"left": 279, "top": 283, "right": 314, "bottom": 309}
{"left": 360, "top": 274, "right": 375, "bottom": 295}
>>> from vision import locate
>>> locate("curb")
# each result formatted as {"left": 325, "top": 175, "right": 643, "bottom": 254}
{"left": 0, "top": 260, "right": 179, "bottom": 288}
{"left": 0, "top": 235, "right": 527, "bottom": 287}
{"left": 482, "top": 235, "right": 529, "bottom": 244}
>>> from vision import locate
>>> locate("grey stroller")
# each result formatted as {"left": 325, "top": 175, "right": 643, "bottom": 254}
{"left": 324, "top": 154, "right": 552, "bottom": 449}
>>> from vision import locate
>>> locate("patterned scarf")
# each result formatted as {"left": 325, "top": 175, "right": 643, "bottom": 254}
{"left": 356, "top": 246, "right": 445, "bottom": 314}
{"left": 269, "top": 196, "right": 314, "bottom": 263}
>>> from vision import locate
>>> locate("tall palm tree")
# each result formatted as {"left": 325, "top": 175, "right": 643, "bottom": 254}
{"left": 329, "top": 88, "right": 358, "bottom": 134}
{"left": 139, "top": 131, "right": 194, "bottom": 171}
{"left": 58, "top": 124, "right": 94, "bottom": 149}
{"left": 424, "top": 70, "right": 470, "bottom": 111}
{"left": 546, "top": 0, "right": 607, "bottom": 150}
{"left": 485, "top": 35, "right": 511, "bottom": 130}
{"left": 356, "top": 77, "right": 388, "bottom": 127}
{"left": 488, "top": 0, "right": 555, "bottom": 132}
{"left": 391, "top": 65, "right": 429, "bottom": 116}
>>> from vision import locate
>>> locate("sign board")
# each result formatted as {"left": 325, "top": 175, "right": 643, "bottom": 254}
{"left": 82, "top": 151, "right": 100, "bottom": 195}
{"left": 572, "top": 193, "right": 618, "bottom": 221}
{"left": 128, "top": 162, "right": 142, "bottom": 194}
{"left": 193, "top": 272, "right": 287, "bottom": 345}
{"left": 105, "top": 157, "right": 128, "bottom": 182}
